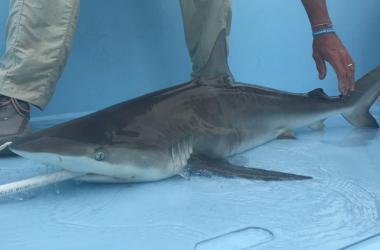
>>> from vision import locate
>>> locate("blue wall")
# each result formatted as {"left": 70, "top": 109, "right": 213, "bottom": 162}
{"left": 0, "top": 0, "right": 379, "bottom": 117}
{"left": 229, "top": 0, "right": 380, "bottom": 94}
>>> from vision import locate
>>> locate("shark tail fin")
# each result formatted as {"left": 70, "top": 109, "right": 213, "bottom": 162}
{"left": 188, "top": 155, "right": 312, "bottom": 181}
{"left": 342, "top": 66, "right": 380, "bottom": 128}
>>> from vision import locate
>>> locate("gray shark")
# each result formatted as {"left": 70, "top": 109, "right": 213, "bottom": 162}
{"left": 8, "top": 67, "right": 380, "bottom": 183}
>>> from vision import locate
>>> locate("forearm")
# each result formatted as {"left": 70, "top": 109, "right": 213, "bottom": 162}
{"left": 301, "top": 0, "right": 332, "bottom": 27}
{"left": 302, "top": 0, "right": 355, "bottom": 95}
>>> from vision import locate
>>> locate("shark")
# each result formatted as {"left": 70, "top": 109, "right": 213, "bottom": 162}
{"left": 4, "top": 66, "right": 379, "bottom": 186}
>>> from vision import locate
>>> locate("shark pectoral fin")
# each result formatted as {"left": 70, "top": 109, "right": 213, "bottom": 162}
{"left": 308, "top": 119, "right": 326, "bottom": 131}
{"left": 188, "top": 155, "right": 312, "bottom": 181}
{"left": 277, "top": 130, "right": 297, "bottom": 140}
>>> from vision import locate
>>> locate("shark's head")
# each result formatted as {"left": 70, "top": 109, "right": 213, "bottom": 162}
{"left": 11, "top": 135, "right": 107, "bottom": 169}
{"left": 9, "top": 123, "right": 174, "bottom": 182}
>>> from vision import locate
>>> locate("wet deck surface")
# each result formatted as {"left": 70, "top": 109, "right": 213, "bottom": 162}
{"left": 1, "top": 104, "right": 380, "bottom": 250}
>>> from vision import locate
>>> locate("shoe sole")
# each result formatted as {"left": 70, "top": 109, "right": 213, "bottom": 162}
{"left": 0, "top": 126, "right": 32, "bottom": 157}
{"left": 0, "top": 147, "right": 15, "bottom": 157}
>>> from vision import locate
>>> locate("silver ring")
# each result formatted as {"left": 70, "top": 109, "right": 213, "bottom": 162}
{"left": 347, "top": 63, "right": 353, "bottom": 68}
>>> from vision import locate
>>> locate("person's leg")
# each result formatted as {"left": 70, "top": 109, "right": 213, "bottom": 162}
{"left": 0, "top": 0, "right": 79, "bottom": 148}
{"left": 0, "top": 0, "right": 80, "bottom": 108}
{"left": 180, "top": 0, "right": 234, "bottom": 83}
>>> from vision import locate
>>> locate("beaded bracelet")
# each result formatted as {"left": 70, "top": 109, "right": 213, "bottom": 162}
{"left": 312, "top": 23, "right": 336, "bottom": 37}
{"left": 312, "top": 27, "right": 336, "bottom": 37}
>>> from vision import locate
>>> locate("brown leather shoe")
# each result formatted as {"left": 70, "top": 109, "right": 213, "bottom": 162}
{"left": 0, "top": 95, "right": 32, "bottom": 155}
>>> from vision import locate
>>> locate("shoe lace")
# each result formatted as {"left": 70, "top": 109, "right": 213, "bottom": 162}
{"left": 0, "top": 96, "right": 30, "bottom": 118}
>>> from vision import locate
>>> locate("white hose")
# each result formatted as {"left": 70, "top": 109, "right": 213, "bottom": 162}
{"left": 0, "top": 170, "right": 85, "bottom": 198}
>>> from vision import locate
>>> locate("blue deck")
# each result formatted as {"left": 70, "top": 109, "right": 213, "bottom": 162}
{"left": 1, "top": 103, "right": 380, "bottom": 250}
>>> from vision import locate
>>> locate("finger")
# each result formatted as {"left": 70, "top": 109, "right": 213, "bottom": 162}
{"left": 328, "top": 57, "right": 349, "bottom": 95}
{"left": 338, "top": 58, "right": 350, "bottom": 95}
{"left": 342, "top": 75, "right": 351, "bottom": 96}
{"left": 336, "top": 47, "right": 355, "bottom": 93}
{"left": 347, "top": 60, "right": 356, "bottom": 92}
{"left": 341, "top": 54, "right": 355, "bottom": 93}
{"left": 347, "top": 62, "right": 355, "bottom": 92}
{"left": 340, "top": 79, "right": 349, "bottom": 96}
{"left": 313, "top": 52, "right": 327, "bottom": 80}
{"left": 346, "top": 51, "right": 356, "bottom": 91}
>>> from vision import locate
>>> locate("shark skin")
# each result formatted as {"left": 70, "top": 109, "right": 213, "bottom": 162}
{"left": 8, "top": 66, "right": 380, "bottom": 183}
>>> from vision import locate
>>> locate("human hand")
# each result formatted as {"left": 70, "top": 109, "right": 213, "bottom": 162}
{"left": 312, "top": 33, "right": 355, "bottom": 95}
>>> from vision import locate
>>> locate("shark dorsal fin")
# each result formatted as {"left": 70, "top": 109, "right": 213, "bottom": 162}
{"left": 307, "top": 88, "right": 329, "bottom": 99}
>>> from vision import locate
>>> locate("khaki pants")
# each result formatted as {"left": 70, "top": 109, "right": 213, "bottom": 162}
{"left": 0, "top": 0, "right": 232, "bottom": 109}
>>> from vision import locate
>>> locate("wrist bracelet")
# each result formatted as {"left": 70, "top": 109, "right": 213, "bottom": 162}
{"left": 312, "top": 23, "right": 333, "bottom": 30}
{"left": 312, "top": 27, "right": 336, "bottom": 37}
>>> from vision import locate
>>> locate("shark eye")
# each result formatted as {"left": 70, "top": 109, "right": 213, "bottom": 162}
{"left": 94, "top": 148, "right": 106, "bottom": 161}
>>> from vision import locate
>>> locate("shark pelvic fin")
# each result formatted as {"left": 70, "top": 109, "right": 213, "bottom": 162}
{"left": 187, "top": 155, "right": 312, "bottom": 181}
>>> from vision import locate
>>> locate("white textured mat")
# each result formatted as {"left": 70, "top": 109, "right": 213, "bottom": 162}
{"left": 1, "top": 104, "right": 380, "bottom": 250}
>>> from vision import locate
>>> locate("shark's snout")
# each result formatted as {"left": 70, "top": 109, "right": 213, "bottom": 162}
{"left": 10, "top": 134, "right": 90, "bottom": 166}
{"left": 11, "top": 133, "right": 61, "bottom": 154}
{"left": 10, "top": 133, "right": 44, "bottom": 155}
{"left": 11, "top": 136, "right": 59, "bottom": 166}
